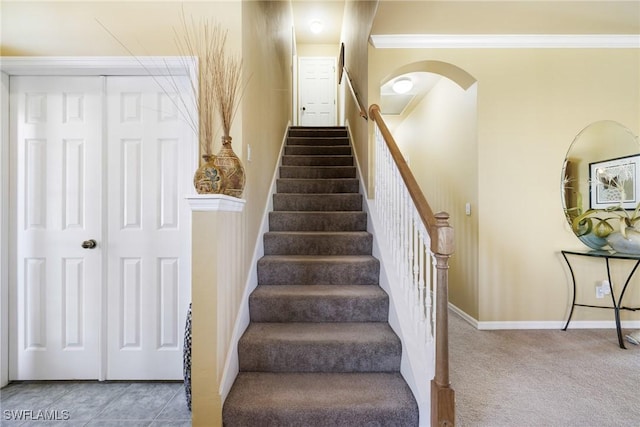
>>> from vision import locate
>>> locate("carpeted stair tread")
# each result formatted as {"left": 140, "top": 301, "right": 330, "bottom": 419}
{"left": 276, "top": 178, "right": 359, "bottom": 194}
{"left": 238, "top": 322, "right": 401, "bottom": 372}
{"left": 257, "top": 255, "right": 379, "bottom": 286}
{"left": 269, "top": 211, "right": 367, "bottom": 231}
{"left": 223, "top": 372, "right": 418, "bottom": 427}
{"left": 264, "top": 231, "right": 372, "bottom": 256}
{"left": 286, "top": 137, "right": 349, "bottom": 146}
{"left": 273, "top": 193, "right": 362, "bottom": 211}
{"left": 249, "top": 285, "right": 389, "bottom": 322}
{"left": 279, "top": 165, "right": 356, "bottom": 179}
{"left": 289, "top": 127, "right": 348, "bottom": 138}
{"left": 282, "top": 155, "right": 353, "bottom": 166}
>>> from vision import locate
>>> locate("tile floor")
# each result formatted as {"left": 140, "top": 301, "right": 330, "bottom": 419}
{"left": 0, "top": 381, "right": 191, "bottom": 426}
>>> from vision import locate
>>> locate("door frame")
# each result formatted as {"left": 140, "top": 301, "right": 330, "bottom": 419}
{"left": 297, "top": 56, "right": 337, "bottom": 126}
{"left": 0, "top": 57, "right": 198, "bottom": 384}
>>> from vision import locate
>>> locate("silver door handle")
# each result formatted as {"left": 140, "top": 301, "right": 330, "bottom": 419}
{"left": 81, "top": 239, "right": 97, "bottom": 249}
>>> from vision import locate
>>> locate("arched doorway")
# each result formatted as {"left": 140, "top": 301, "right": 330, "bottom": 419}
{"left": 378, "top": 60, "right": 480, "bottom": 320}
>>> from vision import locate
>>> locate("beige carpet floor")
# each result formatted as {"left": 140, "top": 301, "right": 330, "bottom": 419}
{"left": 450, "top": 312, "right": 640, "bottom": 427}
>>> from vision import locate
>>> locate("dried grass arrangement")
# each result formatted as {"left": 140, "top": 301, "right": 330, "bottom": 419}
{"left": 173, "top": 11, "right": 244, "bottom": 156}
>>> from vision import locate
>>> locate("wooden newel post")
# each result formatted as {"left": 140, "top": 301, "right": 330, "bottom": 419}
{"left": 431, "top": 211, "right": 455, "bottom": 427}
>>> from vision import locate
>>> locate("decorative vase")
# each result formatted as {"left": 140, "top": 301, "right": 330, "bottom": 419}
{"left": 193, "top": 154, "right": 225, "bottom": 194}
{"left": 606, "top": 228, "right": 640, "bottom": 255}
{"left": 213, "top": 136, "right": 246, "bottom": 198}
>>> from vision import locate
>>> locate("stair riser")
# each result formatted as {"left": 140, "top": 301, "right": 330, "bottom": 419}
{"left": 282, "top": 156, "right": 353, "bottom": 166}
{"left": 264, "top": 233, "right": 372, "bottom": 256}
{"left": 257, "top": 257, "right": 379, "bottom": 285}
{"left": 284, "top": 145, "right": 352, "bottom": 156}
{"left": 238, "top": 341, "right": 401, "bottom": 373}
{"left": 250, "top": 294, "right": 388, "bottom": 322}
{"left": 273, "top": 194, "right": 362, "bottom": 212}
{"left": 276, "top": 179, "right": 359, "bottom": 194}
{"left": 280, "top": 166, "right": 356, "bottom": 179}
{"left": 268, "top": 211, "right": 367, "bottom": 232}
{"left": 288, "top": 128, "right": 348, "bottom": 138}
{"left": 287, "top": 137, "right": 349, "bottom": 146}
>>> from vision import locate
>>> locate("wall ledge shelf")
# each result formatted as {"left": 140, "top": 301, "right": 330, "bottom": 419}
{"left": 186, "top": 194, "right": 246, "bottom": 212}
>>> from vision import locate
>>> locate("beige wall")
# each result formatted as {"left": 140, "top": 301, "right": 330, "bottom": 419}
{"left": 389, "top": 76, "right": 480, "bottom": 319}
{"left": 297, "top": 43, "right": 340, "bottom": 57}
{"left": 340, "top": 0, "right": 378, "bottom": 194}
{"left": 373, "top": 1, "right": 640, "bottom": 35}
{"left": 369, "top": 47, "right": 640, "bottom": 323}
{"left": 241, "top": 0, "right": 293, "bottom": 264}
{"left": 1, "top": 1, "right": 243, "bottom": 57}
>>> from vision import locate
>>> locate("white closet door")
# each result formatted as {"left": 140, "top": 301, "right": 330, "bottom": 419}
{"left": 105, "top": 76, "right": 193, "bottom": 380}
{"left": 10, "top": 76, "right": 103, "bottom": 379}
{"left": 299, "top": 57, "right": 336, "bottom": 126}
{"left": 10, "top": 75, "right": 194, "bottom": 381}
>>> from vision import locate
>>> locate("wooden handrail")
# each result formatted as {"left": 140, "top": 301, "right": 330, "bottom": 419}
{"left": 343, "top": 67, "right": 368, "bottom": 120}
{"left": 369, "top": 103, "right": 455, "bottom": 427}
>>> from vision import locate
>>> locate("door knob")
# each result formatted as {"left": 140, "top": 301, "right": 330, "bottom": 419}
{"left": 302, "top": 107, "right": 306, "bottom": 111}
{"left": 81, "top": 239, "right": 97, "bottom": 249}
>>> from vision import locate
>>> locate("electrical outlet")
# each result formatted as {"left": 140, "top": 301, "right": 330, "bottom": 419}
{"left": 595, "top": 280, "right": 611, "bottom": 299}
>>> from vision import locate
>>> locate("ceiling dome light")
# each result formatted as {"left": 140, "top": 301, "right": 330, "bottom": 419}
{"left": 392, "top": 77, "right": 413, "bottom": 94}
{"left": 309, "top": 20, "right": 323, "bottom": 34}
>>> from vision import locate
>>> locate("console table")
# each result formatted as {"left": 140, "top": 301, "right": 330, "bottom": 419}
{"left": 561, "top": 249, "right": 640, "bottom": 349}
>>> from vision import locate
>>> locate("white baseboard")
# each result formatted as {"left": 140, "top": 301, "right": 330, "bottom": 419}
{"left": 449, "top": 304, "right": 478, "bottom": 328}
{"left": 450, "top": 303, "right": 640, "bottom": 330}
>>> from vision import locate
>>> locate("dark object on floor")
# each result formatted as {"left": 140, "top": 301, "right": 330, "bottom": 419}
{"left": 183, "top": 302, "right": 192, "bottom": 411}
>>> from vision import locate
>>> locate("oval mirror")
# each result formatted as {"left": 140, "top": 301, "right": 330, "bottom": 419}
{"left": 562, "top": 121, "right": 640, "bottom": 252}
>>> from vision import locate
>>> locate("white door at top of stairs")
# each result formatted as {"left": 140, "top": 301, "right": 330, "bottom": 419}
{"left": 9, "top": 75, "right": 194, "bottom": 380}
{"left": 298, "top": 57, "right": 337, "bottom": 127}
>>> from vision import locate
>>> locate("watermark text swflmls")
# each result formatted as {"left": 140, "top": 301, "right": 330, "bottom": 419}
{"left": 3, "top": 409, "right": 70, "bottom": 421}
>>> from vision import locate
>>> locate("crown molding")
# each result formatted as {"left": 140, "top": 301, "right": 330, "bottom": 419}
{"left": 370, "top": 34, "right": 640, "bottom": 49}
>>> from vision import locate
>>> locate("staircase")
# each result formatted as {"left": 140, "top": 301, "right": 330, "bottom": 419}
{"left": 223, "top": 126, "right": 419, "bottom": 426}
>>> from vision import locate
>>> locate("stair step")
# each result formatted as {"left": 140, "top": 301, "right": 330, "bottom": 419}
{"left": 269, "top": 211, "right": 366, "bottom": 231}
{"left": 276, "top": 178, "right": 359, "bottom": 194}
{"left": 280, "top": 166, "right": 356, "bottom": 179}
{"left": 264, "top": 231, "right": 372, "bottom": 256}
{"left": 282, "top": 155, "right": 353, "bottom": 166}
{"left": 257, "top": 255, "right": 379, "bottom": 286}
{"left": 273, "top": 193, "right": 362, "bottom": 211}
{"left": 223, "top": 372, "right": 419, "bottom": 427}
{"left": 284, "top": 145, "right": 352, "bottom": 156}
{"left": 288, "top": 127, "right": 348, "bottom": 138}
{"left": 238, "top": 322, "right": 401, "bottom": 372}
{"left": 286, "top": 137, "right": 349, "bottom": 146}
{"left": 250, "top": 285, "right": 388, "bottom": 322}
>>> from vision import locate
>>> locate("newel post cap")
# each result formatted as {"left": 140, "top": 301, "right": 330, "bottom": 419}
{"left": 432, "top": 211, "right": 454, "bottom": 256}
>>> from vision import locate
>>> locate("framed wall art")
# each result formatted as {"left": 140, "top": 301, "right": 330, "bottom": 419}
{"left": 589, "top": 154, "right": 640, "bottom": 209}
